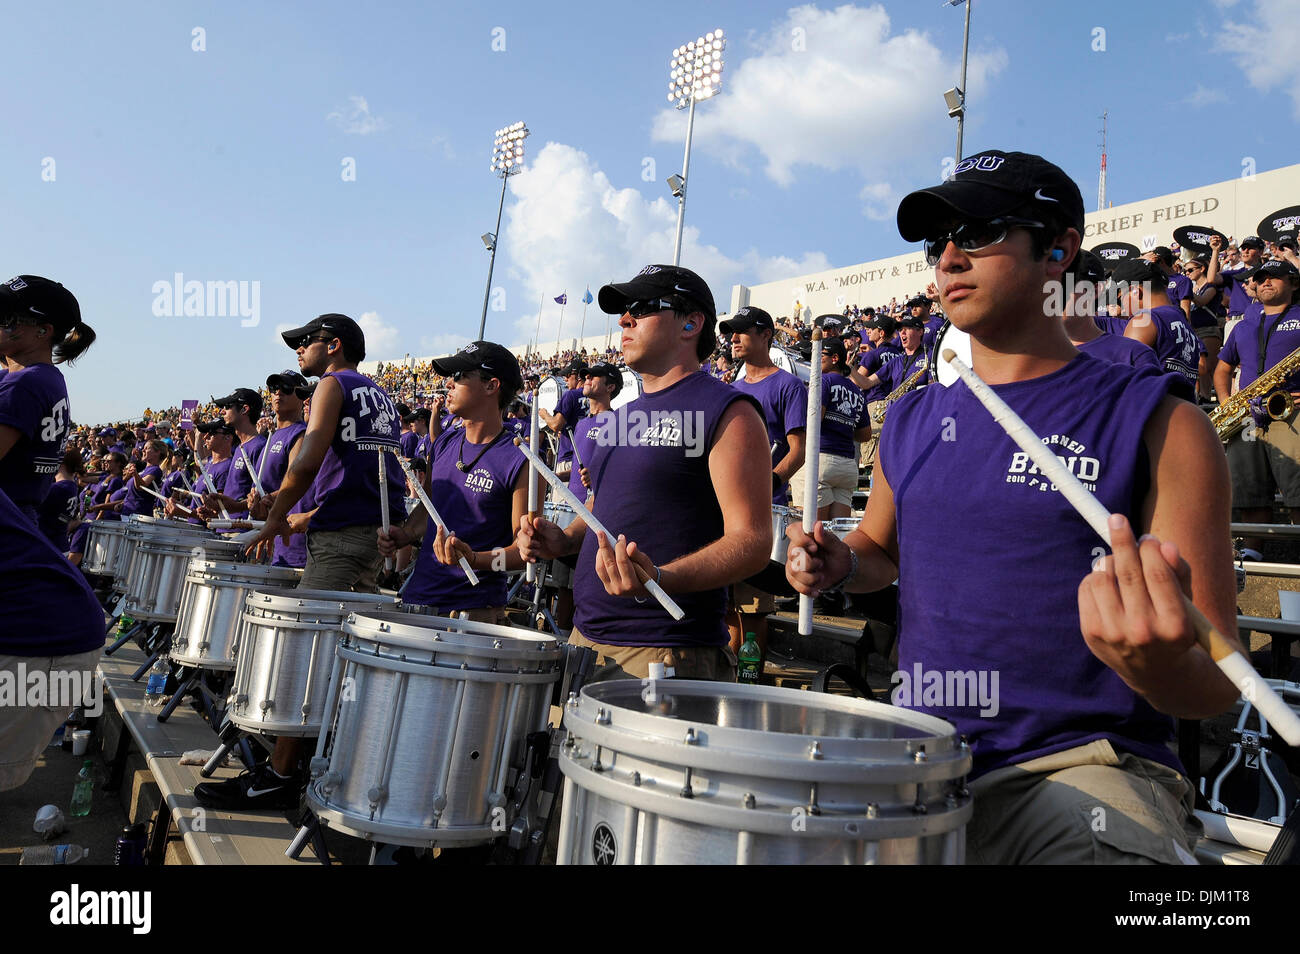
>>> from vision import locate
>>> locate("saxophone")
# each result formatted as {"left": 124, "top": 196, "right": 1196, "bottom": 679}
{"left": 869, "top": 351, "right": 930, "bottom": 424}
{"left": 1210, "top": 342, "right": 1300, "bottom": 441}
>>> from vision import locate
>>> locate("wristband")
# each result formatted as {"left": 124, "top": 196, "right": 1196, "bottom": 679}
{"left": 634, "top": 565, "right": 662, "bottom": 604}
{"left": 823, "top": 549, "right": 858, "bottom": 595}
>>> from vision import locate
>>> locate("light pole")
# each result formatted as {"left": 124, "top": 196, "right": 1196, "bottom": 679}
{"left": 479, "top": 121, "right": 530, "bottom": 340}
{"left": 944, "top": 0, "right": 972, "bottom": 163}
{"left": 666, "top": 29, "right": 725, "bottom": 266}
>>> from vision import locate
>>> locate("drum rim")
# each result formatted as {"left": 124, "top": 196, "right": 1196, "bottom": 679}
{"left": 183, "top": 559, "right": 303, "bottom": 581}
{"left": 927, "top": 318, "right": 972, "bottom": 388}
{"left": 245, "top": 587, "right": 401, "bottom": 611}
{"left": 344, "top": 609, "right": 562, "bottom": 655}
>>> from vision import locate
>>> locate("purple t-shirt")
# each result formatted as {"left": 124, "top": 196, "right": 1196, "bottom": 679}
{"left": 876, "top": 347, "right": 930, "bottom": 396}
{"left": 567, "top": 410, "right": 613, "bottom": 501}
{"left": 93, "top": 475, "right": 125, "bottom": 521}
{"left": 574, "top": 372, "right": 760, "bottom": 648}
{"left": 402, "top": 427, "right": 525, "bottom": 611}
{"left": 1220, "top": 305, "right": 1300, "bottom": 392}
{"left": 1138, "top": 305, "right": 1200, "bottom": 391}
{"left": 0, "top": 487, "right": 105, "bottom": 656}
{"left": 1221, "top": 266, "right": 1255, "bottom": 317}
{"left": 857, "top": 342, "right": 903, "bottom": 403}
{"left": 258, "top": 421, "right": 306, "bottom": 492}
{"left": 310, "top": 369, "right": 406, "bottom": 531}
{"left": 554, "top": 388, "right": 586, "bottom": 464}
{"left": 731, "top": 368, "right": 807, "bottom": 504}
{"left": 414, "top": 432, "right": 432, "bottom": 461}
{"left": 38, "top": 477, "right": 79, "bottom": 552}
{"left": 399, "top": 430, "right": 419, "bottom": 458}
{"left": 120, "top": 464, "right": 164, "bottom": 517}
{"left": 1094, "top": 315, "right": 1130, "bottom": 336}
{"left": 882, "top": 352, "right": 1182, "bottom": 778}
{"left": 1077, "top": 334, "right": 1162, "bottom": 373}
{"left": 0, "top": 362, "right": 70, "bottom": 519}
{"left": 820, "top": 372, "right": 870, "bottom": 459}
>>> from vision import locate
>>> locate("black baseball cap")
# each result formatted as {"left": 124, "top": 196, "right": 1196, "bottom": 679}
{"left": 905, "top": 295, "right": 931, "bottom": 309}
{"left": 598, "top": 264, "right": 716, "bottom": 321}
{"left": 1239, "top": 236, "right": 1265, "bottom": 250}
{"left": 718, "top": 305, "right": 775, "bottom": 335}
{"left": 213, "top": 387, "right": 264, "bottom": 420}
{"left": 431, "top": 341, "right": 523, "bottom": 390}
{"left": 0, "top": 275, "right": 82, "bottom": 335}
{"left": 1072, "top": 249, "right": 1109, "bottom": 283}
{"left": 402, "top": 407, "right": 432, "bottom": 424}
{"left": 196, "top": 420, "right": 237, "bottom": 437}
{"left": 1278, "top": 235, "right": 1299, "bottom": 251}
{"left": 814, "top": 313, "right": 844, "bottom": 330}
{"left": 280, "top": 313, "right": 367, "bottom": 361}
{"left": 266, "top": 369, "right": 312, "bottom": 397}
{"left": 561, "top": 358, "right": 589, "bottom": 376}
{"left": 585, "top": 361, "right": 623, "bottom": 397}
{"left": 865, "top": 315, "right": 897, "bottom": 335}
{"left": 897, "top": 150, "right": 1086, "bottom": 243}
{"left": 1251, "top": 259, "right": 1300, "bottom": 281}
{"left": 1109, "top": 259, "right": 1167, "bottom": 286}
{"left": 896, "top": 316, "right": 926, "bottom": 330}
{"left": 822, "top": 337, "right": 848, "bottom": 363}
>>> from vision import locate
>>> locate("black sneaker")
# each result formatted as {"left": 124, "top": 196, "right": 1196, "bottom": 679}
{"left": 194, "top": 764, "right": 302, "bottom": 810}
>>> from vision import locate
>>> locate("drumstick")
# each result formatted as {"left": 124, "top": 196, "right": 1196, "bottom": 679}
{"left": 377, "top": 449, "right": 393, "bottom": 573}
{"left": 393, "top": 455, "right": 480, "bottom": 585}
{"left": 526, "top": 399, "right": 540, "bottom": 584}
{"left": 941, "top": 348, "right": 1300, "bottom": 747}
{"left": 139, "top": 483, "right": 171, "bottom": 505}
{"left": 513, "top": 437, "right": 684, "bottom": 621}
{"left": 237, "top": 444, "right": 265, "bottom": 497}
{"left": 567, "top": 426, "right": 586, "bottom": 474}
{"left": 799, "top": 328, "right": 824, "bottom": 636}
{"left": 202, "top": 472, "right": 231, "bottom": 520}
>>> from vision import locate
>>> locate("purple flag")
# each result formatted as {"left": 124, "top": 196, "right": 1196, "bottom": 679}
{"left": 554, "top": 293, "right": 567, "bottom": 305}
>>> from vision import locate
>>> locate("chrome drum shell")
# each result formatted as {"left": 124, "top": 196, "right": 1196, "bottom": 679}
{"left": 171, "top": 560, "right": 303, "bottom": 670}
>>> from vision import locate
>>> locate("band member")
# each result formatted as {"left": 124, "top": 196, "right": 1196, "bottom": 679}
{"left": 402, "top": 407, "right": 432, "bottom": 461}
{"left": 856, "top": 315, "right": 930, "bottom": 401}
{"left": 1213, "top": 259, "right": 1300, "bottom": 534}
{"left": 787, "top": 150, "right": 1240, "bottom": 864}
{"left": 396, "top": 402, "right": 419, "bottom": 458}
{"left": 518, "top": 265, "right": 771, "bottom": 681}
{"left": 851, "top": 314, "right": 902, "bottom": 469}
{"left": 722, "top": 305, "right": 807, "bottom": 664}
{"left": 202, "top": 388, "right": 265, "bottom": 515}
{"left": 0, "top": 487, "right": 105, "bottom": 792}
{"left": 379, "top": 342, "right": 527, "bottom": 623}
{"left": 1110, "top": 259, "right": 1201, "bottom": 395}
{"left": 198, "top": 314, "right": 403, "bottom": 809}
{"left": 1063, "top": 251, "right": 1162, "bottom": 374}
{"left": 793, "top": 336, "right": 871, "bottom": 520}
{"left": 539, "top": 359, "right": 587, "bottom": 482}
{"left": 0, "top": 276, "right": 95, "bottom": 526}
{"left": 118, "top": 439, "right": 167, "bottom": 517}
{"left": 40, "top": 447, "right": 84, "bottom": 557}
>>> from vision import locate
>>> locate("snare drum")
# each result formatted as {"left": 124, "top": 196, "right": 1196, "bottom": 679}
{"left": 171, "top": 560, "right": 303, "bottom": 670}
{"left": 229, "top": 588, "right": 399, "bottom": 737}
{"left": 306, "top": 611, "right": 562, "bottom": 847}
{"left": 609, "top": 369, "right": 643, "bottom": 411}
{"left": 768, "top": 505, "right": 799, "bottom": 565}
{"left": 537, "top": 376, "right": 565, "bottom": 414}
{"left": 927, "top": 319, "right": 972, "bottom": 388}
{"left": 122, "top": 522, "right": 244, "bottom": 623}
{"left": 83, "top": 521, "right": 129, "bottom": 576}
{"left": 559, "top": 680, "right": 972, "bottom": 865}
{"left": 543, "top": 500, "right": 578, "bottom": 531}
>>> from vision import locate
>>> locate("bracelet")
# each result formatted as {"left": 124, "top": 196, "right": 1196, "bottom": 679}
{"left": 823, "top": 549, "right": 858, "bottom": 595}
{"left": 634, "top": 565, "right": 662, "bottom": 603}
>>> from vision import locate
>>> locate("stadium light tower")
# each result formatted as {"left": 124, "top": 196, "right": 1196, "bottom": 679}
{"left": 666, "top": 29, "right": 725, "bottom": 266}
{"left": 944, "top": 0, "right": 972, "bottom": 162}
{"left": 479, "top": 121, "right": 529, "bottom": 340}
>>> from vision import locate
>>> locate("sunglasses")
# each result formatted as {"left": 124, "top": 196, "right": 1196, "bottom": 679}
{"left": 293, "top": 334, "right": 335, "bottom": 349}
{"left": 923, "top": 216, "right": 1047, "bottom": 266}
{"left": 451, "top": 369, "right": 485, "bottom": 383}
{"left": 270, "top": 385, "right": 306, "bottom": 397}
{"left": 624, "top": 299, "right": 679, "bottom": 319}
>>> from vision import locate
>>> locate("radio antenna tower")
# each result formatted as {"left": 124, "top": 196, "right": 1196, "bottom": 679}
{"left": 1097, "top": 110, "right": 1108, "bottom": 211}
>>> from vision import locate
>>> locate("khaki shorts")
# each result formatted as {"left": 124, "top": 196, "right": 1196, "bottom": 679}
{"left": 1226, "top": 415, "right": 1300, "bottom": 508}
{"left": 731, "top": 580, "right": 775, "bottom": 615}
{"left": 966, "top": 739, "right": 1199, "bottom": 865}
{"left": 789, "top": 452, "right": 858, "bottom": 509}
{"left": 0, "top": 648, "right": 104, "bottom": 792}
{"left": 300, "top": 524, "right": 383, "bottom": 593}
{"left": 567, "top": 628, "right": 735, "bottom": 682}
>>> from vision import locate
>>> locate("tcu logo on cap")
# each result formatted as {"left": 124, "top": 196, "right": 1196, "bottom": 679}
{"left": 1273, "top": 216, "right": 1300, "bottom": 232}
{"left": 3, "top": 277, "right": 28, "bottom": 291}
{"left": 637, "top": 265, "right": 663, "bottom": 276}
{"left": 461, "top": 343, "right": 479, "bottom": 354}
{"left": 953, "top": 154, "right": 1005, "bottom": 175}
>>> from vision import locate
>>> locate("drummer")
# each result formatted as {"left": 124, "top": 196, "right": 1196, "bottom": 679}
{"left": 246, "top": 370, "right": 309, "bottom": 521}
{"left": 724, "top": 305, "right": 807, "bottom": 668}
{"left": 402, "top": 406, "right": 432, "bottom": 461}
{"left": 538, "top": 358, "right": 587, "bottom": 488}
{"left": 785, "top": 149, "right": 1240, "bottom": 864}
{"left": 117, "top": 439, "right": 167, "bottom": 518}
{"left": 518, "top": 264, "right": 771, "bottom": 681}
{"left": 379, "top": 341, "right": 527, "bottom": 624}
{"left": 201, "top": 388, "right": 265, "bottom": 516}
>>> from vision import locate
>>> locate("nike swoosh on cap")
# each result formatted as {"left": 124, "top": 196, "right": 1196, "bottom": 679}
{"left": 1034, "top": 188, "right": 1059, "bottom": 203}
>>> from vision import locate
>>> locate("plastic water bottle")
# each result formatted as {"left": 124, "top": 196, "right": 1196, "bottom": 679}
{"left": 738, "top": 632, "right": 761, "bottom": 684}
{"left": 144, "top": 658, "right": 169, "bottom": 708}
{"left": 70, "top": 759, "right": 94, "bottom": 817}
{"left": 116, "top": 613, "right": 136, "bottom": 635}
{"left": 114, "top": 824, "right": 147, "bottom": 865}
{"left": 20, "top": 844, "right": 88, "bottom": 865}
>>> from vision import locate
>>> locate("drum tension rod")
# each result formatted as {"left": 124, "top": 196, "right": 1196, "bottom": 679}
{"left": 681, "top": 767, "right": 694, "bottom": 799}
{"left": 808, "top": 783, "right": 821, "bottom": 816}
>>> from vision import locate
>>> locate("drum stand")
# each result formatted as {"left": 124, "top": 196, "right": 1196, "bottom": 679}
{"left": 128, "top": 624, "right": 173, "bottom": 682}
{"left": 156, "top": 665, "right": 228, "bottom": 725}
{"left": 505, "top": 564, "right": 563, "bottom": 637}
{"left": 199, "top": 717, "right": 261, "bottom": 777}
{"left": 103, "top": 617, "right": 146, "bottom": 656}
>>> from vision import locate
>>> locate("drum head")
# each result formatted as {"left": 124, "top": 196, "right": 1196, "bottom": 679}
{"left": 929, "top": 319, "right": 972, "bottom": 388}
{"left": 770, "top": 347, "right": 811, "bottom": 384}
{"left": 538, "top": 377, "right": 563, "bottom": 413}
{"left": 610, "top": 369, "right": 642, "bottom": 411}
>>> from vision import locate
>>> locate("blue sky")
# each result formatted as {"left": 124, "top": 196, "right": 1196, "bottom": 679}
{"left": 2, "top": 0, "right": 1297, "bottom": 422}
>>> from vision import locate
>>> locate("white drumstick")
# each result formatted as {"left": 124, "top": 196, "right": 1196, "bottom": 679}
{"left": 513, "top": 437, "right": 684, "bottom": 621}
{"left": 237, "top": 444, "right": 265, "bottom": 497}
{"left": 942, "top": 348, "right": 1300, "bottom": 747}
{"left": 378, "top": 449, "right": 393, "bottom": 573}
{"left": 800, "top": 328, "right": 824, "bottom": 636}
{"left": 203, "top": 473, "right": 231, "bottom": 520}
{"left": 526, "top": 399, "right": 540, "bottom": 584}
{"left": 393, "top": 455, "right": 480, "bottom": 585}
{"left": 139, "top": 483, "right": 170, "bottom": 505}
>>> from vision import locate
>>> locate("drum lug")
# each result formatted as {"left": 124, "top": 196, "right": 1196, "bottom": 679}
{"left": 566, "top": 692, "right": 579, "bottom": 709}
{"left": 631, "top": 771, "right": 642, "bottom": 787}
{"left": 808, "top": 783, "right": 821, "bottom": 817}
{"left": 592, "top": 746, "right": 604, "bottom": 773}
{"left": 309, "top": 756, "right": 329, "bottom": 779}
{"left": 595, "top": 707, "right": 610, "bottom": 726}
{"left": 809, "top": 741, "right": 823, "bottom": 760}
{"left": 198, "top": 641, "right": 210, "bottom": 653}
{"left": 680, "top": 767, "right": 694, "bottom": 799}
{"left": 913, "top": 745, "right": 928, "bottom": 763}
{"left": 320, "top": 771, "right": 341, "bottom": 794}
{"left": 865, "top": 802, "right": 879, "bottom": 819}
{"left": 684, "top": 728, "right": 699, "bottom": 745}
{"left": 742, "top": 792, "right": 755, "bottom": 809}
{"left": 367, "top": 785, "right": 387, "bottom": 811}
{"left": 174, "top": 636, "right": 188, "bottom": 651}
{"left": 234, "top": 693, "right": 248, "bottom": 709}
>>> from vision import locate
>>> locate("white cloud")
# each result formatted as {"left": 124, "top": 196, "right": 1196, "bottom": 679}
{"left": 858, "top": 182, "right": 895, "bottom": 221}
{"left": 431, "top": 135, "right": 456, "bottom": 160}
{"left": 418, "top": 331, "right": 471, "bottom": 357}
{"left": 358, "top": 311, "right": 400, "bottom": 358}
{"left": 651, "top": 4, "right": 1006, "bottom": 192}
{"left": 1181, "top": 84, "right": 1228, "bottom": 107}
{"left": 499, "top": 142, "right": 831, "bottom": 347}
{"left": 1215, "top": 0, "right": 1300, "bottom": 116}
{"left": 327, "top": 95, "right": 388, "bottom": 135}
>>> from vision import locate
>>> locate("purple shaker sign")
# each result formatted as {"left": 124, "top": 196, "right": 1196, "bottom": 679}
{"left": 180, "top": 400, "right": 198, "bottom": 430}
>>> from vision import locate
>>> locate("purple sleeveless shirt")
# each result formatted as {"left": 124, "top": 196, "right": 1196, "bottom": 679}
{"left": 574, "top": 372, "right": 759, "bottom": 648}
{"left": 1142, "top": 305, "right": 1200, "bottom": 391}
{"left": 0, "top": 362, "right": 70, "bottom": 521}
{"left": 258, "top": 421, "right": 306, "bottom": 492}
{"left": 310, "top": 369, "right": 406, "bottom": 531}
{"left": 225, "top": 434, "right": 268, "bottom": 510}
{"left": 881, "top": 353, "right": 1181, "bottom": 779}
{"left": 273, "top": 476, "right": 316, "bottom": 568}
{"left": 402, "top": 427, "right": 525, "bottom": 611}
